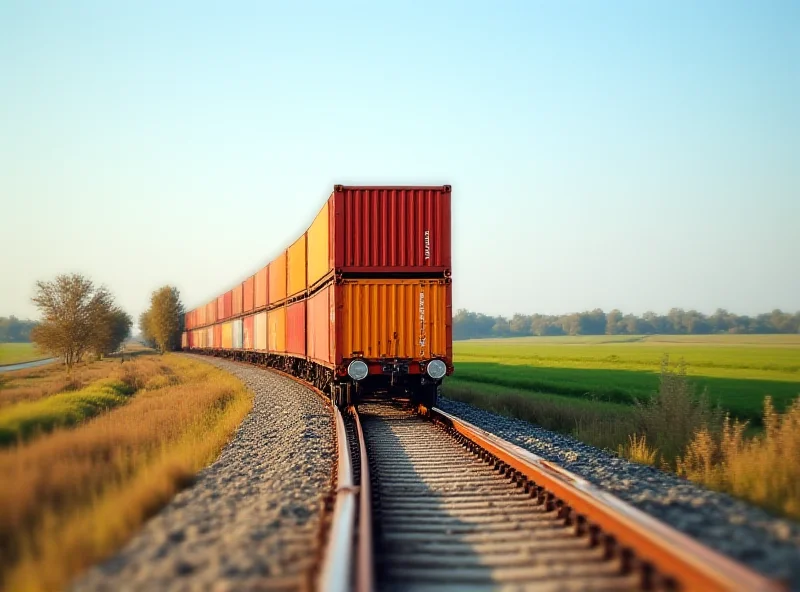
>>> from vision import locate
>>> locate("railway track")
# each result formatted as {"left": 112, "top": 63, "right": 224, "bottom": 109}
{"left": 317, "top": 399, "right": 786, "bottom": 592}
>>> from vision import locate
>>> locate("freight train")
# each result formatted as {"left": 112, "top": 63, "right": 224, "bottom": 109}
{"left": 180, "top": 185, "right": 453, "bottom": 408}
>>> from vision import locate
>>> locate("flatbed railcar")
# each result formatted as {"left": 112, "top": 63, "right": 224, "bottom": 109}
{"left": 181, "top": 185, "right": 453, "bottom": 408}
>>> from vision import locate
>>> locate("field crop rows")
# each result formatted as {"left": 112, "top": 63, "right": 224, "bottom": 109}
{"left": 0, "top": 343, "right": 48, "bottom": 366}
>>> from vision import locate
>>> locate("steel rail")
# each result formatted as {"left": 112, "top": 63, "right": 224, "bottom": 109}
{"left": 425, "top": 405, "right": 785, "bottom": 592}
{"left": 317, "top": 404, "right": 357, "bottom": 592}
{"left": 351, "top": 408, "right": 375, "bottom": 592}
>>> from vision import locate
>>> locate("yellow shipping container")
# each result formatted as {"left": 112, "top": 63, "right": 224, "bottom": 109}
{"left": 287, "top": 235, "right": 307, "bottom": 297}
{"left": 268, "top": 306, "right": 286, "bottom": 353}
{"left": 340, "top": 279, "right": 450, "bottom": 360}
{"left": 269, "top": 252, "right": 287, "bottom": 304}
{"left": 221, "top": 322, "right": 233, "bottom": 349}
{"left": 306, "top": 201, "right": 331, "bottom": 288}
{"left": 255, "top": 311, "right": 267, "bottom": 351}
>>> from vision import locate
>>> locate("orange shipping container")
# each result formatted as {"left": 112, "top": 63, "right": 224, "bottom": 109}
{"left": 339, "top": 279, "right": 451, "bottom": 362}
{"left": 255, "top": 311, "right": 267, "bottom": 351}
{"left": 217, "top": 295, "right": 225, "bottom": 321}
{"left": 268, "top": 306, "right": 286, "bottom": 353}
{"left": 306, "top": 200, "right": 331, "bottom": 288}
{"left": 287, "top": 235, "right": 307, "bottom": 298}
{"left": 233, "top": 284, "right": 243, "bottom": 316}
{"left": 243, "top": 315, "right": 255, "bottom": 349}
{"left": 255, "top": 266, "right": 268, "bottom": 309}
{"left": 306, "top": 284, "right": 333, "bottom": 366}
{"left": 221, "top": 322, "right": 233, "bottom": 349}
{"left": 243, "top": 276, "right": 255, "bottom": 313}
{"left": 269, "top": 252, "right": 287, "bottom": 304}
{"left": 207, "top": 301, "right": 217, "bottom": 324}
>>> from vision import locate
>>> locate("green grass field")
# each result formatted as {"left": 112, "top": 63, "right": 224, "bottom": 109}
{"left": 450, "top": 334, "right": 800, "bottom": 424}
{"left": 0, "top": 344, "right": 48, "bottom": 366}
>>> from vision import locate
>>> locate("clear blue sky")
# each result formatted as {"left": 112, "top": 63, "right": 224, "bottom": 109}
{"left": 2, "top": 1, "right": 798, "bottom": 325}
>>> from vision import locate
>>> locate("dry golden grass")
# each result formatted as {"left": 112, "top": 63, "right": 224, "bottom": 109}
{"left": 677, "top": 396, "right": 800, "bottom": 519}
{"left": 617, "top": 433, "right": 658, "bottom": 466}
{"left": 0, "top": 353, "right": 157, "bottom": 409}
{"left": 0, "top": 355, "right": 253, "bottom": 592}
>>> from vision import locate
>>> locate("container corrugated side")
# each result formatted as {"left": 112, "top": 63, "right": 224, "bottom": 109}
{"left": 232, "top": 319, "right": 243, "bottom": 349}
{"left": 286, "top": 300, "right": 306, "bottom": 357}
{"left": 338, "top": 279, "right": 451, "bottom": 363}
{"left": 213, "top": 324, "right": 222, "bottom": 349}
{"left": 233, "top": 284, "right": 243, "bottom": 316}
{"left": 268, "top": 305, "right": 286, "bottom": 353}
{"left": 217, "top": 296, "right": 225, "bottom": 321}
{"left": 243, "top": 276, "right": 255, "bottom": 313}
{"left": 207, "top": 301, "right": 217, "bottom": 324}
{"left": 269, "top": 253, "right": 287, "bottom": 304}
{"left": 243, "top": 315, "right": 255, "bottom": 349}
{"left": 334, "top": 186, "right": 451, "bottom": 273}
{"left": 307, "top": 199, "right": 332, "bottom": 288}
{"left": 223, "top": 291, "right": 233, "bottom": 319}
{"left": 255, "top": 311, "right": 267, "bottom": 351}
{"left": 221, "top": 322, "right": 233, "bottom": 349}
{"left": 307, "top": 284, "right": 333, "bottom": 366}
{"left": 287, "top": 235, "right": 307, "bottom": 298}
{"left": 255, "top": 266, "right": 268, "bottom": 309}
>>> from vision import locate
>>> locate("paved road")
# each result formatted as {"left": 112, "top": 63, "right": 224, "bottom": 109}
{"left": 0, "top": 358, "right": 58, "bottom": 373}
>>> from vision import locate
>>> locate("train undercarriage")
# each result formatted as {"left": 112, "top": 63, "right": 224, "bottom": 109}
{"left": 186, "top": 348, "right": 440, "bottom": 410}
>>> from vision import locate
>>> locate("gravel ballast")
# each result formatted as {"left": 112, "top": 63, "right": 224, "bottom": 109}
{"left": 437, "top": 396, "right": 800, "bottom": 589}
{"left": 72, "top": 356, "right": 333, "bottom": 592}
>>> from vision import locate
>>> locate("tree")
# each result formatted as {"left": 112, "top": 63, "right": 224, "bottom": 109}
{"left": 138, "top": 310, "right": 156, "bottom": 348}
{"left": 142, "top": 286, "right": 185, "bottom": 353}
{"left": 30, "top": 273, "right": 115, "bottom": 373}
{"left": 89, "top": 307, "right": 133, "bottom": 357}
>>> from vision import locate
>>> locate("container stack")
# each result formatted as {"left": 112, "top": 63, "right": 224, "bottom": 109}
{"left": 181, "top": 185, "right": 453, "bottom": 402}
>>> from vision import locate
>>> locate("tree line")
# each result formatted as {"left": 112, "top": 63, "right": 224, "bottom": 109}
{"left": 0, "top": 316, "right": 38, "bottom": 342}
{"left": 453, "top": 308, "right": 800, "bottom": 340}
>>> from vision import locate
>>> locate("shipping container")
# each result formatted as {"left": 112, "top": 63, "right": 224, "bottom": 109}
{"left": 223, "top": 291, "right": 233, "bottom": 319}
{"left": 255, "top": 266, "right": 268, "bottom": 310}
{"left": 287, "top": 235, "right": 307, "bottom": 298}
{"left": 213, "top": 324, "right": 222, "bottom": 349}
{"left": 197, "top": 306, "right": 205, "bottom": 328}
{"left": 333, "top": 186, "right": 451, "bottom": 274}
{"left": 286, "top": 300, "right": 306, "bottom": 357}
{"left": 217, "top": 295, "right": 225, "bottom": 321}
{"left": 268, "top": 306, "right": 286, "bottom": 353}
{"left": 307, "top": 200, "right": 332, "bottom": 288}
{"left": 306, "top": 284, "right": 333, "bottom": 366}
{"left": 243, "top": 276, "right": 255, "bottom": 313}
{"left": 233, "top": 284, "right": 243, "bottom": 317}
{"left": 338, "top": 278, "right": 451, "bottom": 363}
{"left": 181, "top": 333, "right": 188, "bottom": 349}
{"left": 221, "top": 322, "right": 233, "bottom": 349}
{"left": 243, "top": 315, "right": 255, "bottom": 349}
{"left": 207, "top": 326, "right": 214, "bottom": 348}
{"left": 207, "top": 301, "right": 217, "bottom": 325}
{"left": 269, "top": 253, "right": 287, "bottom": 304}
{"left": 255, "top": 311, "right": 267, "bottom": 351}
{"left": 233, "top": 319, "right": 243, "bottom": 349}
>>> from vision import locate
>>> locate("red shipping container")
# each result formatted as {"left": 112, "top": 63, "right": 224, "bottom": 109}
{"left": 243, "top": 276, "right": 255, "bottom": 313}
{"left": 214, "top": 324, "right": 222, "bottom": 348}
{"left": 232, "top": 284, "right": 243, "bottom": 316}
{"left": 306, "top": 284, "right": 333, "bottom": 366}
{"left": 207, "top": 301, "right": 216, "bottom": 324}
{"left": 217, "top": 295, "right": 224, "bottom": 320}
{"left": 286, "top": 300, "right": 306, "bottom": 357}
{"left": 255, "top": 266, "right": 268, "bottom": 309}
{"left": 243, "top": 315, "right": 255, "bottom": 349}
{"left": 333, "top": 185, "right": 451, "bottom": 274}
{"left": 223, "top": 290, "right": 233, "bottom": 319}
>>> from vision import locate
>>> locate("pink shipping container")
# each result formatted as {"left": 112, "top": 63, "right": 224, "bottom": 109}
{"left": 243, "top": 315, "right": 255, "bottom": 349}
{"left": 306, "top": 284, "right": 333, "bottom": 366}
{"left": 333, "top": 185, "right": 452, "bottom": 274}
{"left": 217, "top": 296, "right": 224, "bottom": 321}
{"left": 232, "top": 284, "right": 243, "bottom": 316}
{"left": 286, "top": 300, "right": 306, "bottom": 357}
{"left": 255, "top": 311, "right": 267, "bottom": 351}
{"left": 243, "top": 276, "right": 255, "bottom": 313}
{"left": 223, "top": 290, "right": 233, "bottom": 319}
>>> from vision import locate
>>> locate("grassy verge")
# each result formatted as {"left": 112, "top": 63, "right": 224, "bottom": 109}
{"left": 0, "top": 344, "right": 48, "bottom": 366}
{"left": 0, "top": 355, "right": 253, "bottom": 592}
{"left": 446, "top": 360, "right": 800, "bottom": 520}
